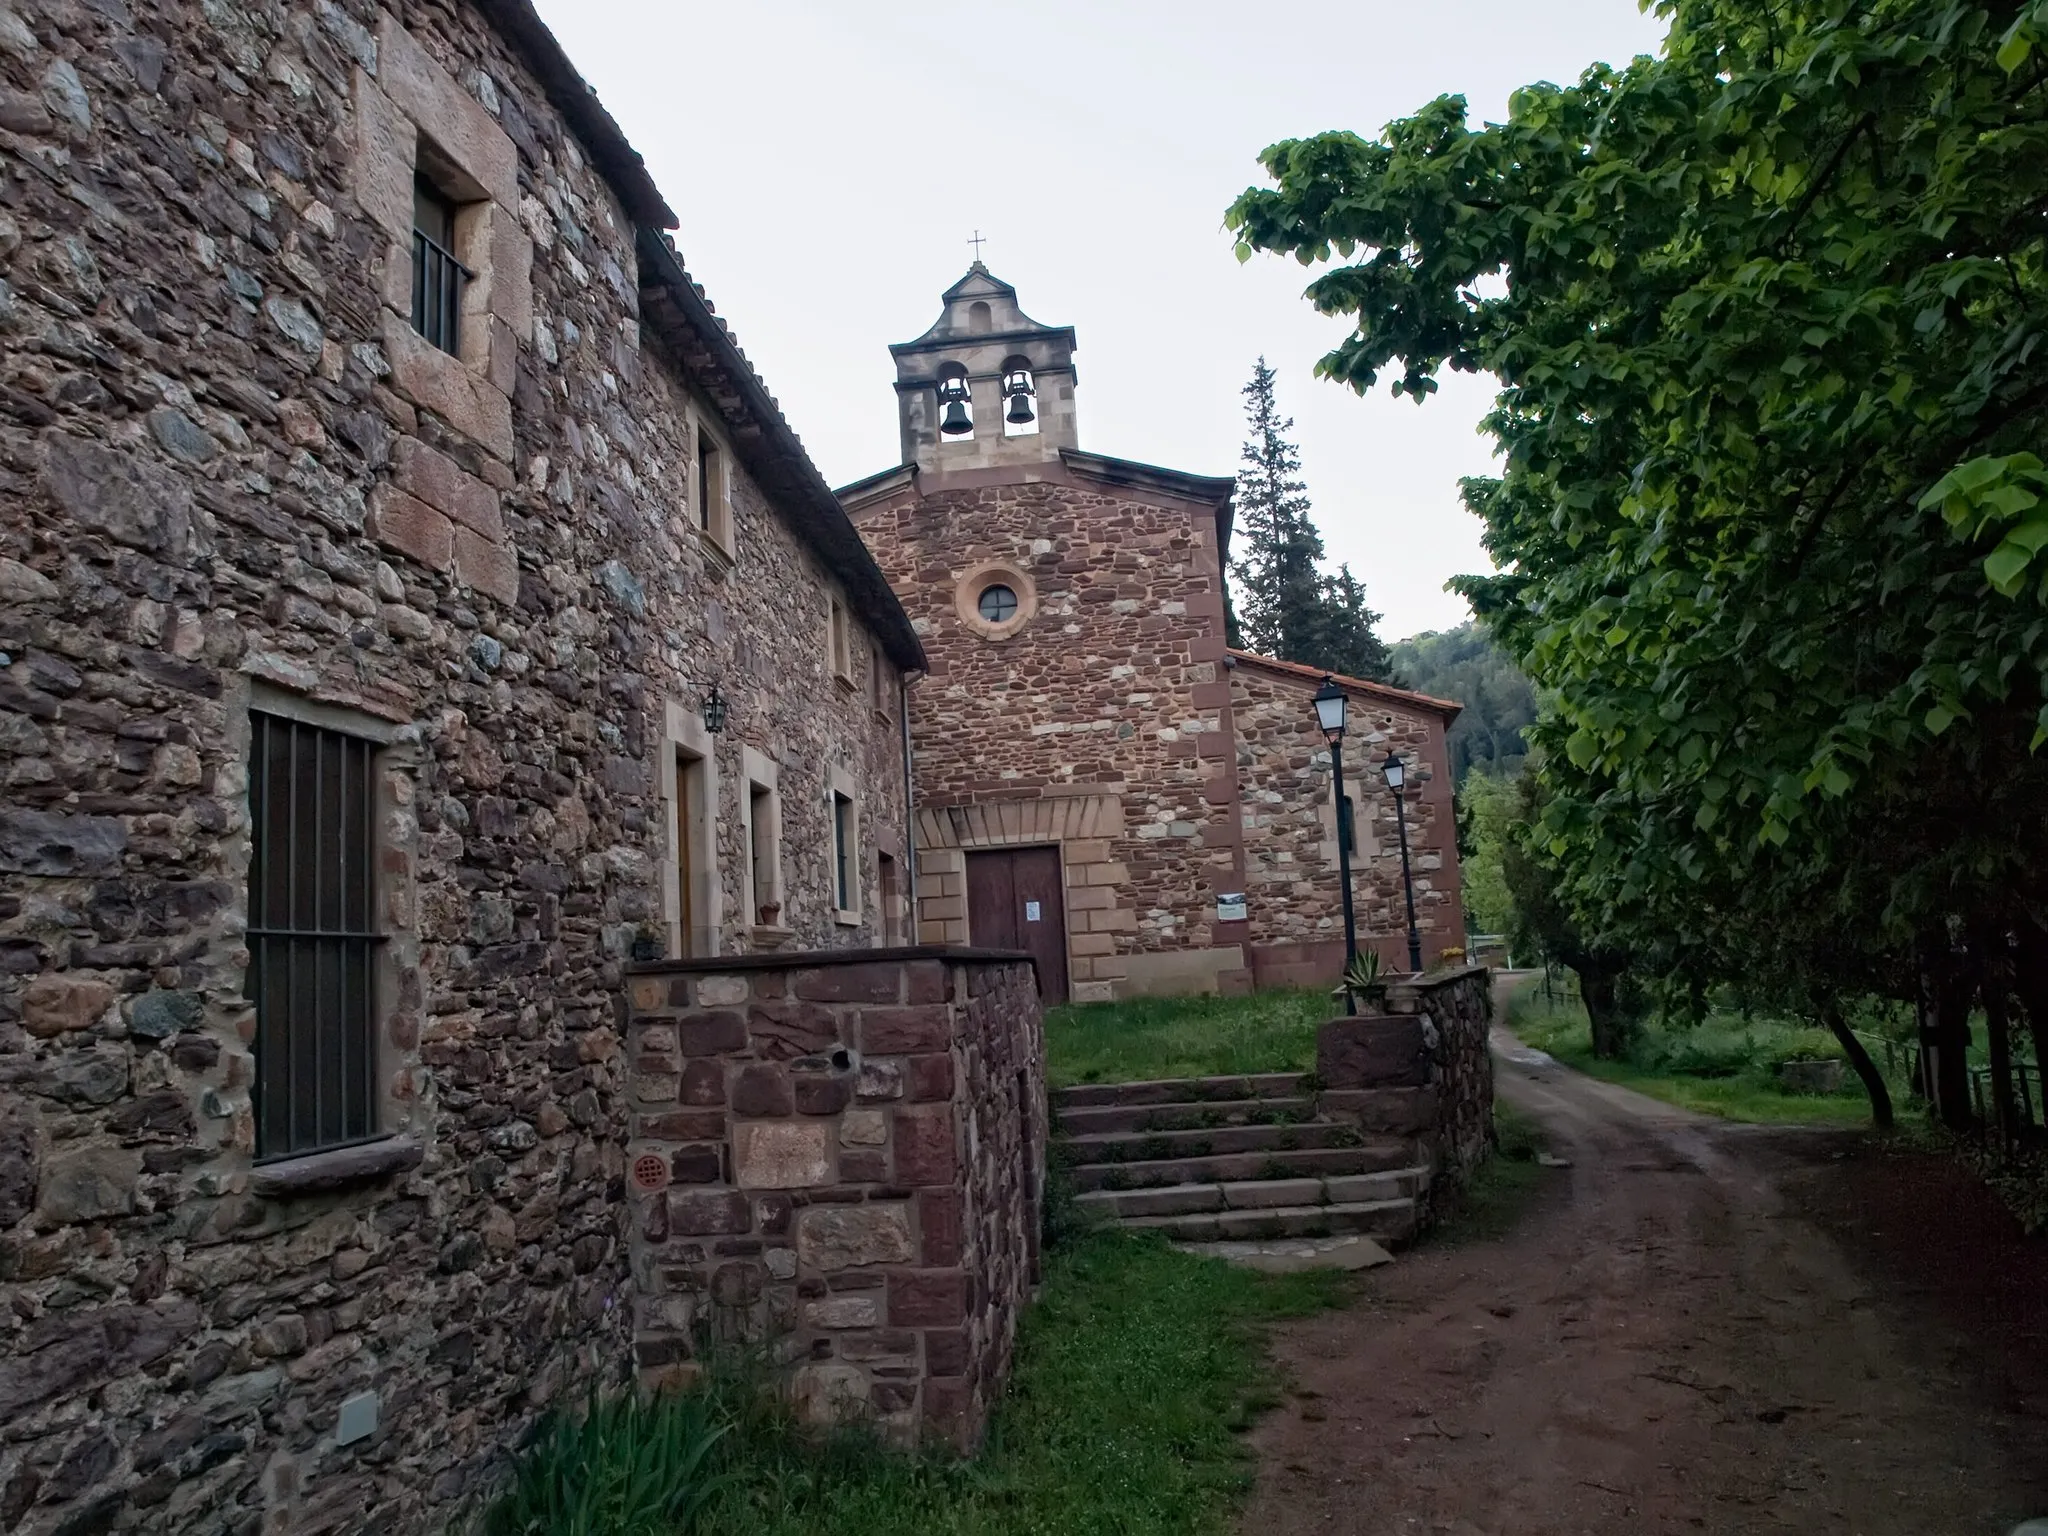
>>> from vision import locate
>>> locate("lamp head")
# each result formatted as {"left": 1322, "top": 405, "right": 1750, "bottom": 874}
{"left": 1312, "top": 676, "right": 1347, "bottom": 742}
{"left": 1381, "top": 749, "right": 1405, "bottom": 791}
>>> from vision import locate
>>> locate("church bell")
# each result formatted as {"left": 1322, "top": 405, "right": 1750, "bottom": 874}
{"left": 1002, "top": 366, "right": 1037, "bottom": 425}
{"left": 937, "top": 375, "right": 973, "bottom": 436}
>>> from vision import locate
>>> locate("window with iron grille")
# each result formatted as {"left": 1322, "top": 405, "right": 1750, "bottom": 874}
{"left": 411, "top": 175, "right": 467, "bottom": 356}
{"left": 247, "top": 712, "right": 380, "bottom": 1158}
{"left": 832, "top": 790, "right": 854, "bottom": 912}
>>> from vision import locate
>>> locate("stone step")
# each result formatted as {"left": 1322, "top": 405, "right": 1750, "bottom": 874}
{"left": 1063, "top": 1141, "right": 1416, "bottom": 1193}
{"left": 1050, "top": 1072, "right": 1310, "bottom": 1110}
{"left": 1053, "top": 1095, "right": 1318, "bottom": 1137}
{"left": 1058, "top": 1117, "right": 1366, "bottom": 1165}
{"left": 1076, "top": 1166, "right": 1425, "bottom": 1221}
{"left": 1119, "top": 1196, "right": 1422, "bottom": 1246}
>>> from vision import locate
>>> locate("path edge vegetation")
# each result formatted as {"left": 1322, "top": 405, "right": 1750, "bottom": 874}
{"left": 470, "top": 1225, "right": 1352, "bottom": 1535}
{"left": 1225, "top": 0, "right": 2048, "bottom": 1153}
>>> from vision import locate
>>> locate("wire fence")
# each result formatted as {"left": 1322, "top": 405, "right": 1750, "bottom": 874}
{"left": 1969, "top": 1063, "right": 2045, "bottom": 1134}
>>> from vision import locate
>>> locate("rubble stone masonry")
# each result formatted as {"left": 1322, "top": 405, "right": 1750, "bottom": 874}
{"left": 0, "top": 1, "right": 915, "bottom": 1532}
{"left": 845, "top": 273, "right": 1467, "bottom": 1002}
{"left": 623, "top": 949, "right": 1044, "bottom": 1451}
{"left": 850, "top": 462, "right": 1251, "bottom": 999}
{"left": 1228, "top": 653, "right": 1464, "bottom": 984}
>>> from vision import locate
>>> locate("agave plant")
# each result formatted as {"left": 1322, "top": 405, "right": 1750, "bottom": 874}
{"left": 1336, "top": 950, "right": 1388, "bottom": 1009}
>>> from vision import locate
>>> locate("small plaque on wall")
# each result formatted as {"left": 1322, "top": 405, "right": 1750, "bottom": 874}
{"left": 1216, "top": 893, "right": 1248, "bottom": 922}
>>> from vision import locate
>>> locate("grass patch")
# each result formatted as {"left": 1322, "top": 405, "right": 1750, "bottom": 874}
{"left": 1506, "top": 987, "right": 1884, "bottom": 1126}
{"left": 1428, "top": 1104, "right": 1552, "bottom": 1246}
{"left": 1044, "top": 987, "right": 1331, "bottom": 1088}
{"left": 478, "top": 1231, "right": 1348, "bottom": 1535}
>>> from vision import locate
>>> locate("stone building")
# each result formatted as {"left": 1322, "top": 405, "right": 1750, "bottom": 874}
{"left": 0, "top": 0, "right": 937, "bottom": 1529}
{"left": 843, "top": 267, "right": 1465, "bottom": 1001}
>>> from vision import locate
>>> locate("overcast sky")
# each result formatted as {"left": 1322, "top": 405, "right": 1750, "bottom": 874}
{"left": 530, "top": 1, "right": 1669, "bottom": 642}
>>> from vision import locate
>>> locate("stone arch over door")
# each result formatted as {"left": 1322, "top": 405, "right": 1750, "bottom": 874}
{"left": 912, "top": 793, "right": 1129, "bottom": 1002}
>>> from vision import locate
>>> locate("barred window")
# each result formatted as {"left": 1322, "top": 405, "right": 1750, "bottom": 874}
{"left": 411, "top": 175, "right": 467, "bottom": 356}
{"left": 247, "top": 713, "right": 380, "bottom": 1158}
{"left": 832, "top": 790, "right": 854, "bottom": 913}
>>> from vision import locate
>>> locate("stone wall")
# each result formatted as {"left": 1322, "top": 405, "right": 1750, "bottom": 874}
{"left": 849, "top": 462, "right": 1247, "bottom": 1000}
{"left": 845, "top": 328, "right": 1468, "bottom": 1004}
{"left": 1389, "top": 965, "right": 1495, "bottom": 1198}
{"left": 0, "top": 1, "right": 914, "bottom": 1531}
{"left": 1229, "top": 654, "right": 1464, "bottom": 987}
{"left": 623, "top": 948, "right": 1044, "bottom": 1450}
{"left": 1314, "top": 964, "right": 1495, "bottom": 1213}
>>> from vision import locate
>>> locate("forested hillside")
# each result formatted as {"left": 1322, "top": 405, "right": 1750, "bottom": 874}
{"left": 1389, "top": 623, "right": 1534, "bottom": 782}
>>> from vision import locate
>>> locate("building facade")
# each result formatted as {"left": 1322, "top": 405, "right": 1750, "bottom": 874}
{"left": 0, "top": 0, "right": 921, "bottom": 1529}
{"left": 844, "top": 268, "right": 1464, "bottom": 1002}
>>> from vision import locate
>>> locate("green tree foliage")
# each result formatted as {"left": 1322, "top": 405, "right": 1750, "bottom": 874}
{"left": 1226, "top": 0, "right": 2048, "bottom": 1118}
{"left": 1454, "top": 768, "right": 1519, "bottom": 937}
{"left": 1229, "top": 358, "right": 1394, "bottom": 681}
{"left": 1497, "top": 771, "right": 1644, "bottom": 1059}
{"left": 1391, "top": 622, "right": 1537, "bottom": 781}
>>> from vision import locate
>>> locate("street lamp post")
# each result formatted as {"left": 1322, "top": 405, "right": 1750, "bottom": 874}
{"left": 1382, "top": 748, "right": 1423, "bottom": 973}
{"left": 1312, "top": 677, "right": 1359, "bottom": 1015}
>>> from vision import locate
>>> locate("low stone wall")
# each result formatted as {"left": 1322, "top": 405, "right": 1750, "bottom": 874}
{"left": 1313, "top": 964, "right": 1495, "bottom": 1212}
{"left": 622, "top": 947, "right": 1044, "bottom": 1449}
{"left": 1388, "top": 965, "right": 1495, "bottom": 1191}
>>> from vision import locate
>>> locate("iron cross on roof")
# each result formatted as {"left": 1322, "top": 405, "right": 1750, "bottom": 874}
{"left": 968, "top": 230, "right": 987, "bottom": 262}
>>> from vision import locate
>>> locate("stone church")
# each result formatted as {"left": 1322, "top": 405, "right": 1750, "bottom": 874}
{"left": 843, "top": 267, "right": 1466, "bottom": 1002}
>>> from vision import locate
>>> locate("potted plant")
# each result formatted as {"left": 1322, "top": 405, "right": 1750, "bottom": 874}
{"left": 757, "top": 900, "right": 782, "bottom": 927}
{"left": 1334, "top": 950, "right": 1389, "bottom": 1011}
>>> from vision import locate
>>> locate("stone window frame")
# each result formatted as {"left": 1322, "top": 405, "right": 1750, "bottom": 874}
{"left": 692, "top": 406, "right": 736, "bottom": 564}
{"left": 353, "top": 17, "right": 532, "bottom": 605}
{"left": 228, "top": 679, "right": 425, "bottom": 1193}
{"left": 868, "top": 639, "right": 892, "bottom": 722}
{"left": 740, "top": 745, "right": 787, "bottom": 934}
{"left": 827, "top": 763, "right": 862, "bottom": 927}
{"left": 1318, "top": 748, "right": 1383, "bottom": 868}
{"left": 661, "top": 701, "right": 723, "bottom": 959}
{"left": 354, "top": 17, "right": 532, "bottom": 453}
{"left": 955, "top": 559, "right": 1037, "bottom": 642}
{"left": 827, "top": 593, "right": 856, "bottom": 689}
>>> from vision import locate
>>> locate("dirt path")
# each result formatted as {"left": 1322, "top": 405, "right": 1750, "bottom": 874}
{"left": 1242, "top": 1030, "right": 2048, "bottom": 1535}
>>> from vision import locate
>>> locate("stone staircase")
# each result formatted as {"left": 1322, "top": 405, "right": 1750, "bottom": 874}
{"left": 1051, "top": 1071, "right": 1433, "bottom": 1246}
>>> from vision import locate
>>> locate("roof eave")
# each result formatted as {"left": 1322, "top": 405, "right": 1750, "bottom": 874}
{"left": 470, "top": 0, "right": 678, "bottom": 229}
{"left": 1227, "top": 649, "right": 1463, "bottom": 722}
{"left": 636, "top": 231, "right": 927, "bottom": 673}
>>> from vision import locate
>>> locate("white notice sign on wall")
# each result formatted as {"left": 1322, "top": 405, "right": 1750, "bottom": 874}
{"left": 1216, "top": 893, "right": 1248, "bottom": 922}
{"left": 1024, "top": 901, "right": 1041, "bottom": 922}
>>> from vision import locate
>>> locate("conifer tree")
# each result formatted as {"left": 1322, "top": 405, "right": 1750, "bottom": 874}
{"left": 1306, "top": 563, "right": 1395, "bottom": 684}
{"left": 1228, "top": 359, "right": 1393, "bottom": 680}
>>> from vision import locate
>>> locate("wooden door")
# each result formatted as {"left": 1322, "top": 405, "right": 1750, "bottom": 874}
{"left": 966, "top": 846, "right": 1069, "bottom": 1004}
{"left": 878, "top": 852, "right": 900, "bottom": 944}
